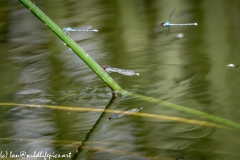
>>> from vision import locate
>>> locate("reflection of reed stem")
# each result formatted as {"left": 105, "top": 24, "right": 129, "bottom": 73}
{"left": 73, "top": 95, "right": 120, "bottom": 160}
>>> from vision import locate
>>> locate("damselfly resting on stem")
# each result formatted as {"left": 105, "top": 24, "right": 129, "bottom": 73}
{"left": 109, "top": 107, "right": 143, "bottom": 120}
{"left": 156, "top": 7, "right": 198, "bottom": 36}
{"left": 63, "top": 25, "right": 98, "bottom": 35}
{"left": 103, "top": 66, "right": 140, "bottom": 76}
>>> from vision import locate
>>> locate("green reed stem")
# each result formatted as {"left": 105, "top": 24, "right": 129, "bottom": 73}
{"left": 19, "top": 0, "right": 240, "bottom": 131}
{"left": 19, "top": 0, "right": 122, "bottom": 91}
{"left": 119, "top": 91, "right": 240, "bottom": 130}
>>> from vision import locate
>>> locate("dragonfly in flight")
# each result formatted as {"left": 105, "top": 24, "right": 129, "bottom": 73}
{"left": 156, "top": 7, "right": 198, "bottom": 36}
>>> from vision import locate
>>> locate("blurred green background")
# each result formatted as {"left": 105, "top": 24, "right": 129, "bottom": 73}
{"left": 0, "top": 0, "right": 240, "bottom": 159}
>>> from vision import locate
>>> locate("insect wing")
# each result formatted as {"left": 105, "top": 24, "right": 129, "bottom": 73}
{"left": 168, "top": 7, "right": 176, "bottom": 21}
{"left": 166, "top": 27, "right": 170, "bottom": 36}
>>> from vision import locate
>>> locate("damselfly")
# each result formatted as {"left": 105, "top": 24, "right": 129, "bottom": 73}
{"left": 156, "top": 7, "right": 198, "bottom": 36}
{"left": 63, "top": 25, "right": 98, "bottom": 35}
{"left": 103, "top": 66, "right": 140, "bottom": 76}
{"left": 109, "top": 107, "right": 143, "bottom": 120}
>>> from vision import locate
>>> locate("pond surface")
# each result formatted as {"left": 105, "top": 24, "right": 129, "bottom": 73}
{"left": 0, "top": 0, "right": 240, "bottom": 160}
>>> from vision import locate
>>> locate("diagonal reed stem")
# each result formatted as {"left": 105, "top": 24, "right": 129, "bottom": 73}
{"left": 18, "top": 0, "right": 240, "bottom": 131}
{"left": 19, "top": 0, "right": 122, "bottom": 91}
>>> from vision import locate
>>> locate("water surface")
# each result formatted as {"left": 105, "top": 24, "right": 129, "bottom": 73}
{"left": 0, "top": 0, "right": 240, "bottom": 160}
